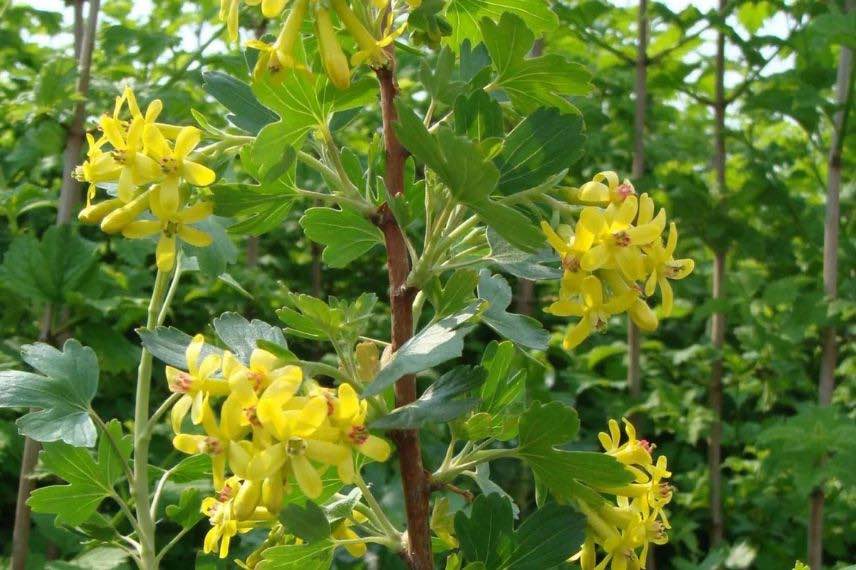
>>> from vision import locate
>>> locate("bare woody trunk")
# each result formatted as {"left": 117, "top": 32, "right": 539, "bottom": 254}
{"left": 11, "top": 1, "right": 100, "bottom": 568}
{"left": 809, "top": 2, "right": 853, "bottom": 566}
{"left": 708, "top": 0, "right": 727, "bottom": 548}
{"left": 627, "top": 0, "right": 648, "bottom": 400}
{"left": 375, "top": 60, "right": 432, "bottom": 569}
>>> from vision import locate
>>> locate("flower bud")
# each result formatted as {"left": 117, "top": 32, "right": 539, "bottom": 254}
{"left": 315, "top": 7, "right": 351, "bottom": 89}
{"left": 100, "top": 190, "right": 150, "bottom": 234}
{"left": 79, "top": 198, "right": 122, "bottom": 224}
{"left": 630, "top": 297, "right": 658, "bottom": 332}
{"left": 261, "top": 475, "right": 284, "bottom": 514}
{"left": 234, "top": 479, "right": 261, "bottom": 519}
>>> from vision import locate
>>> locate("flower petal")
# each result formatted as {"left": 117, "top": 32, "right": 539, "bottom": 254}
{"left": 291, "top": 455, "right": 322, "bottom": 499}
{"left": 155, "top": 235, "right": 175, "bottom": 272}
{"left": 261, "top": 0, "right": 287, "bottom": 17}
{"left": 563, "top": 318, "right": 593, "bottom": 350}
{"left": 177, "top": 200, "right": 213, "bottom": 224}
{"left": 121, "top": 220, "right": 161, "bottom": 239}
{"left": 581, "top": 275, "right": 603, "bottom": 308}
{"left": 174, "top": 126, "right": 201, "bottom": 158}
{"left": 178, "top": 225, "right": 213, "bottom": 247}
{"left": 359, "top": 434, "right": 391, "bottom": 462}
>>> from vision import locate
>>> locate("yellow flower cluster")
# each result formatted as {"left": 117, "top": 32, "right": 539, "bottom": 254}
{"left": 573, "top": 419, "right": 673, "bottom": 570}
{"left": 76, "top": 87, "right": 216, "bottom": 271}
{"left": 166, "top": 335, "right": 392, "bottom": 558}
{"left": 542, "top": 171, "right": 694, "bottom": 349}
{"left": 221, "top": 0, "right": 408, "bottom": 88}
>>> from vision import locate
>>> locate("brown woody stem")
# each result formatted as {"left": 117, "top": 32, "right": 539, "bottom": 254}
{"left": 374, "top": 59, "right": 433, "bottom": 569}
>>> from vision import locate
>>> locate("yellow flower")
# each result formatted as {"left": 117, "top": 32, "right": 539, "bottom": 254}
{"left": 643, "top": 223, "right": 694, "bottom": 317}
{"left": 546, "top": 275, "right": 635, "bottom": 349}
{"left": 173, "top": 401, "right": 243, "bottom": 489}
{"left": 75, "top": 134, "right": 121, "bottom": 188}
{"left": 121, "top": 186, "right": 213, "bottom": 272}
{"left": 166, "top": 334, "right": 227, "bottom": 433}
{"left": 201, "top": 476, "right": 275, "bottom": 558}
{"left": 540, "top": 208, "right": 600, "bottom": 288}
{"left": 573, "top": 419, "right": 673, "bottom": 569}
{"left": 228, "top": 440, "right": 287, "bottom": 516}
{"left": 98, "top": 188, "right": 153, "bottom": 234}
{"left": 332, "top": 511, "right": 370, "bottom": 557}
{"left": 576, "top": 171, "right": 636, "bottom": 205}
{"left": 330, "top": 0, "right": 399, "bottom": 67}
{"left": 247, "top": 0, "right": 309, "bottom": 80}
{"left": 78, "top": 197, "right": 122, "bottom": 225}
{"left": 598, "top": 418, "right": 653, "bottom": 467}
{"left": 316, "top": 5, "right": 351, "bottom": 89}
{"left": 285, "top": 433, "right": 330, "bottom": 499}
{"left": 98, "top": 115, "right": 160, "bottom": 202}
{"left": 325, "top": 383, "right": 391, "bottom": 483}
{"left": 220, "top": 0, "right": 240, "bottom": 42}
{"left": 223, "top": 349, "right": 301, "bottom": 406}
{"left": 143, "top": 124, "right": 216, "bottom": 216}
{"left": 580, "top": 197, "right": 666, "bottom": 281}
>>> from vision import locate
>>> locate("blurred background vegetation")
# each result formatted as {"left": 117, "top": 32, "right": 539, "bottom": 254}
{"left": 0, "top": 0, "right": 853, "bottom": 568}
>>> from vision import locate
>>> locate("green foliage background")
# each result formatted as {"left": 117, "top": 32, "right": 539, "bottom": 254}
{"left": 0, "top": 0, "right": 853, "bottom": 568}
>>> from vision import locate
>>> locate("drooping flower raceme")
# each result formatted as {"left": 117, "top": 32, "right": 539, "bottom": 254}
{"left": 542, "top": 171, "right": 694, "bottom": 349}
{"left": 570, "top": 418, "right": 674, "bottom": 570}
{"left": 166, "top": 342, "right": 392, "bottom": 559}
{"left": 225, "top": 0, "right": 406, "bottom": 89}
{"left": 75, "top": 87, "right": 216, "bottom": 271}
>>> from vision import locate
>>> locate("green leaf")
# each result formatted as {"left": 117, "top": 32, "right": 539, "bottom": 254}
{"left": 454, "top": 493, "right": 585, "bottom": 569}
{"left": 480, "top": 14, "right": 591, "bottom": 114}
{"left": 216, "top": 145, "right": 297, "bottom": 235}
{"left": 487, "top": 229, "right": 562, "bottom": 281}
{"left": 0, "top": 339, "right": 99, "bottom": 447}
{"left": 455, "top": 494, "right": 515, "bottom": 568}
{"left": 394, "top": 103, "right": 542, "bottom": 251}
{"left": 424, "top": 270, "right": 480, "bottom": 320}
{"left": 252, "top": 66, "right": 375, "bottom": 169}
{"left": 495, "top": 108, "right": 585, "bottom": 194}
{"left": 444, "top": 0, "right": 558, "bottom": 50}
{"left": 166, "top": 487, "right": 205, "bottom": 529}
{"left": 371, "top": 366, "right": 486, "bottom": 429}
{"left": 504, "top": 502, "right": 585, "bottom": 569}
{"left": 252, "top": 69, "right": 329, "bottom": 169}
{"left": 202, "top": 71, "right": 277, "bottom": 134}
{"left": 477, "top": 270, "right": 549, "bottom": 350}
{"left": 737, "top": 2, "right": 772, "bottom": 34}
{"left": 300, "top": 207, "right": 384, "bottom": 268}
{"left": 758, "top": 405, "right": 856, "bottom": 494}
{"left": 454, "top": 90, "right": 503, "bottom": 141}
{"left": 184, "top": 216, "right": 238, "bottom": 277}
{"left": 471, "top": 464, "right": 519, "bottom": 517}
{"left": 46, "top": 546, "right": 130, "bottom": 570}
{"left": 807, "top": 10, "right": 856, "bottom": 48}
{"left": 257, "top": 539, "right": 335, "bottom": 570}
{"left": 279, "top": 501, "right": 332, "bottom": 542}
{"left": 323, "top": 487, "right": 363, "bottom": 522}
{"left": 517, "top": 402, "right": 633, "bottom": 498}
{"left": 169, "top": 454, "right": 213, "bottom": 483}
{"left": 421, "top": 46, "right": 467, "bottom": 104}
{"left": 479, "top": 341, "right": 524, "bottom": 415}
{"left": 0, "top": 225, "right": 98, "bottom": 304}
{"left": 213, "top": 184, "right": 295, "bottom": 236}
{"left": 137, "top": 326, "right": 222, "bottom": 369}
{"left": 28, "top": 421, "right": 132, "bottom": 526}
{"left": 212, "top": 312, "right": 287, "bottom": 363}
{"left": 363, "top": 301, "right": 483, "bottom": 397}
